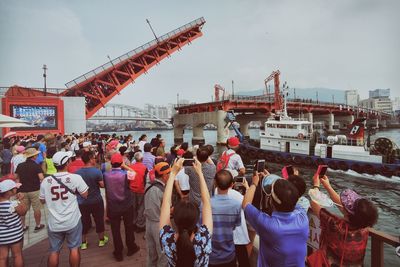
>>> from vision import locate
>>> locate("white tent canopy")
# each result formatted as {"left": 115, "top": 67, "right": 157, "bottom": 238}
{"left": 0, "top": 114, "right": 32, "bottom": 128}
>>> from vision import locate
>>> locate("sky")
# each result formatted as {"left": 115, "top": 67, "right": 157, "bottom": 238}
{"left": 1, "top": 0, "right": 399, "bottom": 109}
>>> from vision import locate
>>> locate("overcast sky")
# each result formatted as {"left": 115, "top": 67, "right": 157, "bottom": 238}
{"left": 1, "top": 0, "right": 399, "bottom": 109}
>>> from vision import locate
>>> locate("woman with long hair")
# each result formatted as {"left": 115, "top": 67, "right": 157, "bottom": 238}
{"left": 309, "top": 174, "right": 378, "bottom": 266}
{"left": 159, "top": 158, "right": 213, "bottom": 267}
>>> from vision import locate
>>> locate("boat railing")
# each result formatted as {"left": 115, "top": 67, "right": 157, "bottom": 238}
{"left": 368, "top": 228, "right": 400, "bottom": 266}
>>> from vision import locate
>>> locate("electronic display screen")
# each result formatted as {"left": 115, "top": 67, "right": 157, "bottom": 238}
{"left": 10, "top": 105, "right": 57, "bottom": 130}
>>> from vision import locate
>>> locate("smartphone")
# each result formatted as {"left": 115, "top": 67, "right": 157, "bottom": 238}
{"left": 256, "top": 159, "right": 265, "bottom": 172}
{"left": 183, "top": 159, "right": 195, "bottom": 167}
{"left": 235, "top": 176, "right": 245, "bottom": 183}
{"left": 317, "top": 165, "right": 328, "bottom": 178}
{"left": 282, "top": 165, "right": 294, "bottom": 179}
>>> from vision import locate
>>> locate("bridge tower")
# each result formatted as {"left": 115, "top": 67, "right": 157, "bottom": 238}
{"left": 61, "top": 17, "right": 206, "bottom": 119}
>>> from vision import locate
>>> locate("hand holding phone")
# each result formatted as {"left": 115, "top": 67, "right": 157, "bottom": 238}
{"left": 316, "top": 165, "right": 328, "bottom": 178}
{"left": 183, "top": 159, "right": 195, "bottom": 167}
{"left": 235, "top": 176, "right": 245, "bottom": 183}
{"left": 282, "top": 165, "right": 294, "bottom": 179}
{"left": 256, "top": 159, "right": 266, "bottom": 173}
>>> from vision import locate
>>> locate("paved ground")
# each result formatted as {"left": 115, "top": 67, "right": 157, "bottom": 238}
{"left": 23, "top": 220, "right": 147, "bottom": 267}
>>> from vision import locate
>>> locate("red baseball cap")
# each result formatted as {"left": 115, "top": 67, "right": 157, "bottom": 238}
{"left": 176, "top": 149, "right": 185, "bottom": 157}
{"left": 111, "top": 153, "right": 123, "bottom": 164}
{"left": 227, "top": 137, "right": 240, "bottom": 148}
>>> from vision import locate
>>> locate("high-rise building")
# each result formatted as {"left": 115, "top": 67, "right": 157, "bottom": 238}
{"left": 360, "top": 98, "right": 393, "bottom": 113}
{"left": 369, "top": 89, "right": 390, "bottom": 99}
{"left": 393, "top": 97, "right": 400, "bottom": 111}
{"left": 345, "top": 90, "right": 359, "bottom": 106}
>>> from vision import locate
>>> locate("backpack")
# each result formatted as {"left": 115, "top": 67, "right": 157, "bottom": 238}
{"left": 144, "top": 180, "right": 165, "bottom": 195}
{"left": 216, "top": 151, "right": 235, "bottom": 172}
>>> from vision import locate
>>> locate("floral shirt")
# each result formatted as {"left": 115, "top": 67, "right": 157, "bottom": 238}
{"left": 160, "top": 224, "right": 212, "bottom": 267}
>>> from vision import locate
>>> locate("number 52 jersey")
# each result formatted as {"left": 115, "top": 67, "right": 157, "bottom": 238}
{"left": 40, "top": 172, "right": 88, "bottom": 232}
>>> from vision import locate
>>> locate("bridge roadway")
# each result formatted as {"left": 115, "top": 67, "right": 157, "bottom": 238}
{"left": 173, "top": 95, "right": 392, "bottom": 144}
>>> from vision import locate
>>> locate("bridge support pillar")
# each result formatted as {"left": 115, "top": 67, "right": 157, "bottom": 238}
{"left": 174, "top": 126, "right": 185, "bottom": 144}
{"left": 217, "top": 110, "right": 228, "bottom": 145}
{"left": 236, "top": 119, "right": 250, "bottom": 139}
{"left": 192, "top": 125, "right": 205, "bottom": 145}
{"left": 328, "top": 113, "right": 334, "bottom": 131}
{"left": 305, "top": 113, "right": 313, "bottom": 132}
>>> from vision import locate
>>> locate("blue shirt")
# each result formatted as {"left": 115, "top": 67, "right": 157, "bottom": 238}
{"left": 208, "top": 194, "right": 241, "bottom": 265}
{"left": 75, "top": 167, "right": 103, "bottom": 205}
{"left": 142, "top": 152, "right": 155, "bottom": 170}
{"left": 244, "top": 204, "right": 309, "bottom": 267}
{"left": 35, "top": 143, "right": 46, "bottom": 164}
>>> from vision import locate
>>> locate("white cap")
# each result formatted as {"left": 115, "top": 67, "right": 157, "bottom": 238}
{"left": 52, "top": 151, "right": 73, "bottom": 166}
{"left": 83, "top": 141, "right": 91, "bottom": 148}
{"left": 0, "top": 180, "right": 22, "bottom": 193}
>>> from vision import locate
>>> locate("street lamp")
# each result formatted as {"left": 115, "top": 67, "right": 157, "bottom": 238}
{"left": 43, "top": 64, "right": 47, "bottom": 96}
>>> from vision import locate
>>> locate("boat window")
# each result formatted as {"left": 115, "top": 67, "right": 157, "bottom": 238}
{"left": 286, "top": 124, "right": 297, "bottom": 129}
{"left": 301, "top": 125, "right": 309, "bottom": 131}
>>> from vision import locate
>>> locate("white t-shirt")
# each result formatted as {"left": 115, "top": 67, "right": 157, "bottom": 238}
{"left": 138, "top": 140, "right": 146, "bottom": 152}
{"left": 214, "top": 188, "right": 250, "bottom": 245}
{"left": 175, "top": 168, "right": 190, "bottom": 191}
{"left": 40, "top": 172, "right": 88, "bottom": 232}
{"left": 225, "top": 149, "right": 245, "bottom": 177}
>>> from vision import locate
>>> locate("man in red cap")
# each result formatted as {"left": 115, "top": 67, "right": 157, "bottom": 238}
{"left": 144, "top": 162, "right": 171, "bottom": 267}
{"left": 103, "top": 153, "right": 139, "bottom": 262}
{"left": 217, "top": 137, "right": 245, "bottom": 177}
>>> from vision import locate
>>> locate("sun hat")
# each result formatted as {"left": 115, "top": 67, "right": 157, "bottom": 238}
{"left": 340, "top": 189, "right": 362, "bottom": 215}
{"left": 227, "top": 137, "right": 240, "bottom": 148}
{"left": 154, "top": 162, "right": 171, "bottom": 176}
{"left": 110, "top": 153, "right": 123, "bottom": 164}
{"left": 0, "top": 179, "right": 22, "bottom": 193}
{"left": 52, "top": 151, "right": 73, "bottom": 166}
{"left": 261, "top": 174, "right": 281, "bottom": 195}
{"left": 16, "top": 146, "right": 25, "bottom": 153}
{"left": 82, "top": 141, "right": 91, "bottom": 148}
{"left": 24, "top": 147, "right": 40, "bottom": 158}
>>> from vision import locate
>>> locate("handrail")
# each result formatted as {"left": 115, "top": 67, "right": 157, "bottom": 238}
{"left": 65, "top": 17, "right": 205, "bottom": 89}
{"left": 368, "top": 228, "right": 400, "bottom": 267}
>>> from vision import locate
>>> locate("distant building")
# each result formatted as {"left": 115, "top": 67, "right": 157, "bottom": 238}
{"left": 360, "top": 98, "right": 393, "bottom": 114}
{"left": 369, "top": 88, "right": 390, "bottom": 99}
{"left": 392, "top": 97, "right": 400, "bottom": 111}
{"left": 144, "top": 104, "right": 170, "bottom": 119}
{"left": 345, "top": 90, "right": 359, "bottom": 106}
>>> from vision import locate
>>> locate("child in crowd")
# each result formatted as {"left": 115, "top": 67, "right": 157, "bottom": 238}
{"left": 0, "top": 180, "right": 27, "bottom": 267}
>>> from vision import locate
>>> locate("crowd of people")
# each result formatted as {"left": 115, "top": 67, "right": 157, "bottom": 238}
{"left": 0, "top": 132, "right": 379, "bottom": 267}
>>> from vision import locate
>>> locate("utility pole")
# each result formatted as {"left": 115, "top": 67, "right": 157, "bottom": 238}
{"left": 332, "top": 94, "right": 335, "bottom": 104}
{"left": 294, "top": 88, "right": 296, "bottom": 100}
{"left": 177, "top": 93, "right": 179, "bottom": 106}
{"left": 42, "top": 64, "right": 47, "bottom": 96}
{"left": 316, "top": 91, "right": 319, "bottom": 103}
{"left": 232, "top": 80, "right": 235, "bottom": 98}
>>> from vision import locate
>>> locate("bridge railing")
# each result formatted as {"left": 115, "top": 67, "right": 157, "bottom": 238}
{"left": 65, "top": 17, "right": 206, "bottom": 89}
{"left": 0, "top": 86, "right": 66, "bottom": 97}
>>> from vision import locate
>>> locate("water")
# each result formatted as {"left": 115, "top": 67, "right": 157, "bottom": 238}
{"left": 110, "top": 128, "right": 400, "bottom": 265}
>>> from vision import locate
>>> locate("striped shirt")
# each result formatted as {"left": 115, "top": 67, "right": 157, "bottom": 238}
{"left": 208, "top": 194, "right": 241, "bottom": 265}
{"left": 0, "top": 201, "right": 23, "bottom": 245}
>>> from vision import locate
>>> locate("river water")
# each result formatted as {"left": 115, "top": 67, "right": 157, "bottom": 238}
{"left": 111, "top": 128, "right": 400, "bottom": 265}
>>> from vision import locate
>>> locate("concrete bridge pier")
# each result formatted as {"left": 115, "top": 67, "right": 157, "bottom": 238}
{"left": 192, "top": 124, "right": 205, "bottom": 145}
{"left": 335, "top": 114, "right": 354, "bottom": 129}
{"left": 314, "top": 113, "right": 335, "bottom": 131}
{"left": 217, "top": 110, "right": 229, "bottom": 145}
{"left": 174, "top": 125, "right": 185, "bottom": 144}
{"left": 236, "top": 119, "right": 250, "bottom": 139}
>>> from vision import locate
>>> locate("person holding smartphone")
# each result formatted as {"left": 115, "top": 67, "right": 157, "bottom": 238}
{"left": 308, "top": 174, "right": 378, "bottom": 266}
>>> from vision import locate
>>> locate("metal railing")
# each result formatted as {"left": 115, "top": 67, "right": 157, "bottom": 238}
{"left": 65, "top": 17, "right": 205, "bottom": 89}
{"left": 368, "top": 228, "right": 400, "bottom": 267}
{"left": 0, "top": 86, "right": 66, "bottom": 97}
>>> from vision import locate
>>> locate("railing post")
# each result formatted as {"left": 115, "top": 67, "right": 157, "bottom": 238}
{"left": 371, "top": 236, "right": 384, "bottom": 267}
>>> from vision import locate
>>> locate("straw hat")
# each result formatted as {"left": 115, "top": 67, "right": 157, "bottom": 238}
{"left": 24, "top": 147, "right": 40, "bottom": 158}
